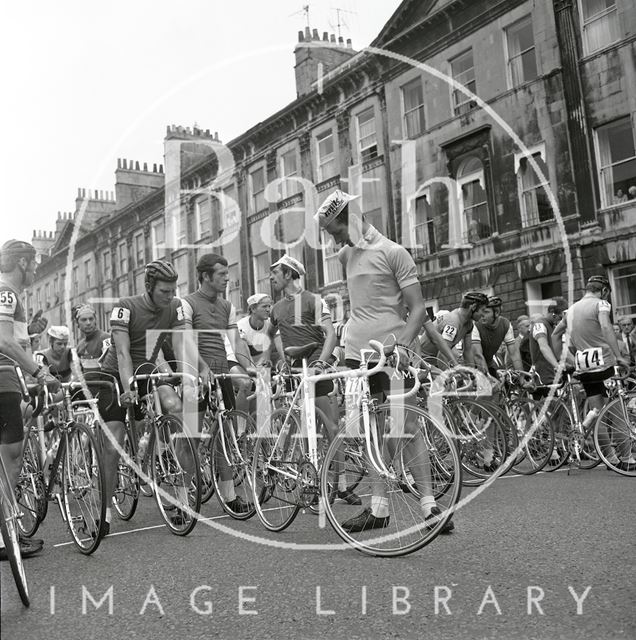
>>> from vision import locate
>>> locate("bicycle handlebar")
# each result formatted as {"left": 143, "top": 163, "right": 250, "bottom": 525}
{"left": 128, "top": 371, "right": 199, "bottom": 387}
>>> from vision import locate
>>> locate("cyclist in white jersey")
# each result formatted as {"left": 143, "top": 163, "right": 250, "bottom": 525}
{"left": 552, "top": 275, "right": 633, "bottom": 470}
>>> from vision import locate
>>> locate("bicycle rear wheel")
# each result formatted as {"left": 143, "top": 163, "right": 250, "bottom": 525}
{"left": 113, "top": 429, "right": 139, "bottom": 520}
{"left": 594, "top": 396, "right": 636, "bottom": 477}
{"left": 0, "top": 458, "right": 30, "bottom": 606}
{"left": 508, "top": 399, "right": 555, "bottom": 475}
{"left": 150, "top": 415, "right": 201, "bottom": 535}
{"left": 545, "top": 399, "right": 574, "bottom": 471}
{"left": 198, "top": 418, "right": 215, "bottom": 504}
{"left": 16, "top": 432, "right": 47, "bottom": 537}
{"left": 211, "top": 411, "right": 257, "bottom": 520}
{"left": 62, "top": 422, "right": 107, "bottom": 554}
{"left": 252, "top": 408, "right": 303, "bottom": 532}
{"left": 321, "top": 403, "right": 461, "bottom": 558}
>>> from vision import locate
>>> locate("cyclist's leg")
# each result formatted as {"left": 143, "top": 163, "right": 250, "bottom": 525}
{"left": 158, "top": 385, "right": 195, "bottom": 478}
{"left": 579, "top": 370, "right": 618, "bottom": 461}
{"left": 229, "top": 363, "right": 251, "bottom": 415}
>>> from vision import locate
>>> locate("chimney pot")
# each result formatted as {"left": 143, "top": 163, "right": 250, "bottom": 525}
{"left": 159, "top": 164, "right": 164, "bottom": 173}
{"left": 153, "top": 163, "right": 157, "bottom": 172}
{"left": 312, "top": 28, "right": 319, "bottom": 40}
{"left": 135, "top": 160, "right": 140, "bottom": 171}
{"left": 298, "top": 30, "right": 304, "bottom": 42}
{"left": 304, "top": 26, "right": 311, "bottom": 40}
{"left": 338, "top": 36, "right": 344, "bottom": 45}
{"left": 214, "top": 131, "right": 219, "bottom": 140}
{"left": 330, "top": 34, "right": 336, "bottom": 43}
{"left": 346, "top": 38, "right": 352, "bottom": 48}
{"left": 143, "top": 162, "right": 148, "bottom": 171}
{"left": 57, "top": 211, "right": 61, "bottom": 219}
{"left": 123, "top": 159, "right": 127, "bottom": 169}
{"left": 323, "top": 31, "right": 328, "bottom": 41}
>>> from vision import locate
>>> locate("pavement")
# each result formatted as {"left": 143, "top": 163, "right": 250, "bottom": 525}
{"left": 1, "top": 466, "right": 635, "bottom": 640}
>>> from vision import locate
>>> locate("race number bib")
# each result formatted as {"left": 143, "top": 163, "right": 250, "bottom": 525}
{"left": 441, "top": 324, "right": 458, "bottom": 342}
{"left": 0, "top": 290, "right": 17, "bottom": 315}
{"left": 532, "top": 323, "right": 547, "bottom": 339}
{"left": 110, "top": 307, "right": 131, "bottom": 324}
{"left": 575, "top": 348, "right": 604, "bottom": 371}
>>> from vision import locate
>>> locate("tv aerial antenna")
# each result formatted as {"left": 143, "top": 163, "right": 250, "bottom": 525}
{"left": 289, "top": 4, "right": 311, "bottom": 28}
{"left": 329, "top": 6, "right": 356, "bottom": 40}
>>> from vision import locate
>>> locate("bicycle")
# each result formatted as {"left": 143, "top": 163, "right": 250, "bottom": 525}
{"left": 0, "top": 364, "right": 31, "bottom": 606}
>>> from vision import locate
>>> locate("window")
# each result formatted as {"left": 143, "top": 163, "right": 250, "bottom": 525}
{"left": 515, "top": 144, "right": 553, "bottom": 226}
{"left": 194, "top": 196, "right": 212, "bottom": 240}
{"left": 72, "top": 266, "right": 78, "bottom": 296}
{"left": 44, "top": 282, "right": 51, "bottom": 308}
{"left": 320, "top": 229, "right": 344, "bottom": 285}
{"left": 227, "top": 263, "right": 241, "bottom": 311}
{"left": 117, "top": 241, "right": 128, "bottom": 275}
{"left": 172, "top": 254, "right": 189, "bottom": 298}
{"left": 102, "top": 250, "right": 111, "bottom": 281}
{"left": 84, "top": 258, "right": 91, "bottom": 289}
{"left": 316, "top": 129, "right": 337, "bottom": 182}
{"left": 53, "top": 276, "right": 59, "bottom": 300}
{"left": 249, "top": 221, "right": 270, "bottom": 295}
{"left": 580, "top": 0, "right": 619, "bottom": 54}
{"left": 279, "top": 149, "right": 298, "bottom": 199}
{"left": 151, "top": 219, "right": 166, "bottom": 259}
{"left": 525, "top": 277, "right": 561, "bottom": 316}
{"left": 250, "top": 167, "right": 266, "bottom": 213}
{"left": 450, "top": 49, "right": 477, "bottom": 116}
{"left": 595, "top": 117, "right": 636, "bottom": 208}
{"left": 35, "top": 288, "right": 41, "bottom": 310}
{"left": 401, "top": 78, "right": 426, "bottom": 138}
{"left": 356, "top": 107, "right": 378, "bottom": 163}
{"left": 276, "top": 203, "right": 305, "bottom": 283}
{"left": 134, "top": 233, "right": 145, "bottom": 267}
{"left": 506, "top": 15, "right": 538, "bottom": 86}
{"left": 457, "top": 157, "right": 491, "bottom": 242}
{"left": 610, "top": 261, "right": 636, "bottom": 318}
{"left": 413, "top": 193, "right": 436, "bottom": 256}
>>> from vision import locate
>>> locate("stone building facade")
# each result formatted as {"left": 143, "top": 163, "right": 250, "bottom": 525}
{"left": 26, "top": 0, "right": 636, "bottom": 344}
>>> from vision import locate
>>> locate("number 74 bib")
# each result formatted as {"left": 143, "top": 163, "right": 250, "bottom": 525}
{"left": 575, "top": 348, "right": 604, "bottom": 371}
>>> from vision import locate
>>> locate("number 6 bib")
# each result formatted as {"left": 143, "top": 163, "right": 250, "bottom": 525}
{"left": 575, "top": 347, "right": 604, "bottom": 371}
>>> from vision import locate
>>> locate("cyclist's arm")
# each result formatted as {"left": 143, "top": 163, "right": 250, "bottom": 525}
{"left": 536, "top": 334, "right": 559, "bottom": 370}
{"left": 506, "top": 340, "right": 523, "bottom": 371}
{"left": 551, "top": 318, "right": 567, "bottom": 359}
{"left": 462, "top": 334, "right": 476, "bottom": 367}
{"left": 398, "top": 283, "right": 427, "bottom": 345}
{"left": 113, "top": 330, "right": 134, "bottom": 392}
{"left": 0, "top": 320, "right": 39, "bottom": 374}
{"left": 469, "top": 325, "right": 487, "bottom": 372}
{"left": 598, "top": 307, "right": 626, "bottom": 363}
{"left": 318, "top": 315, "right": 337, "bottom": 364}
{"left": 421, "top": 320, "right": 459, "bottom": 366}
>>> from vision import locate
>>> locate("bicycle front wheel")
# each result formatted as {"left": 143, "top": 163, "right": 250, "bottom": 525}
{"left": 0, "top": 459, "right": 30, "bottom": 606}
{"left": 62, "top": 422, "right": 107, "bottom": 554}
{"left": 16, "top": 432, "right": 47, "bottom": 537}
{"left": 113, "top": 429, "right": 139, "bottom": 520}
{"left": 508, "top": 399, "right": 555, "bottom": 475}
{"left": 594, "top": 396, "right": 636, "bottom": 477}
{"left": 211, "top": 411, "right": 257, "bottom": 520}
{"left": 150, "top": 415, "right": 201, "bottom": 535}
{"left": 321, "top": 403, "right": 461, "bottom": 558}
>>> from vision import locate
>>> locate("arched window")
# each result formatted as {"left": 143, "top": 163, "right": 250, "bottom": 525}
{"left": 457, "top": 156, "right": 490, "bottom": 243}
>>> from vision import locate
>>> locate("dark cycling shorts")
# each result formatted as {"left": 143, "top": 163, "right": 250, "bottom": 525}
{"left": 0, "top": 392, "right": 23, "bottom": 444}
{"left": 576, "top": 367, "right": 614, "bottom": 398}
{"left": 345, "top": 359, "right": 415, "bottom": 399}
{"left": 71, "top": 372, "right": 127, "bottom": 423}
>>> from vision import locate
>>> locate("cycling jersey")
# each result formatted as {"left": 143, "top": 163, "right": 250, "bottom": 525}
{"left": 270, "top": 290, "right": 329, "bottom": 364}
{"left": 0, "top": 278, "right": 28, "bottom": 394}
{"left": 237, "top": 316, "right": 271, "bottom": 364}
{"left": 420, "top": 309, "right": 473, "bottom": 359}
{"left": 471, "top": 316, "right": 515, "bottom": 365}
{"left": 101, "top": 293, "right": 185, "bottom": 374}
{"left": 35, "top": 348, "right": 73, "bottom": 382}
{"left": 77, "top": 329, "right": 111, "bottom": 361}
{"left": 181, "top": 289, "right": 236, "bottom": 373}
{"left": 529, "top": 316, "right": 557, "bottom": 384}
{"left": 567, "top": 294, "right": 616, "bottom": 372}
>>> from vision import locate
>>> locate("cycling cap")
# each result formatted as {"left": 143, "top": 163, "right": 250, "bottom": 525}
{"left": 47, "top": 325, "right": 70, "bottom": 340}
{"left": 247, "top": 293, "right": 270, "bottom": 308}
{"left": 0, "top": 239, "right": 36, "bottom": 260}
{"left": 75, "top": 304, "right": 96, "bottom": 319}
{"left": 270, "top": 254, "right": 306, "bottom": 277}
{"left": 486, "top": 296, "right": 503, "bottom": 308}
{"left": 145, "top": 260, "right": 178, "bottom": 285}
{"left": 463, "top": 291, "right": 489, "bottom": 305}
{"left": 314, "top": 190, "right": 360, "bottom": 227}
{"left": 587, "top": 275, "right": 610, "bottom": 288}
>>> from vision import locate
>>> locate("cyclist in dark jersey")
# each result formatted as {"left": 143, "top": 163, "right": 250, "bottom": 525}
{"left": 98, "top": 260, "right": 188, "bottom": 533}
{"left": 75, "top": 304, "right": 110, "bottom": 370}
{"left": 0, "top": 240, "right": 57, "bottom": 558}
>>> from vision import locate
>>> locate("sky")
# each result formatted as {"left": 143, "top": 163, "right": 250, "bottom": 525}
{"left": 1, "top": 0, "right": 402, "bottom": 242}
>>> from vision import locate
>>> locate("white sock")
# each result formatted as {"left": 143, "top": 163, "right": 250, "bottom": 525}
{"left": 0, "top": 530, "right": 4, "bottom": 549}
{"left": 338, "top": 473, "right": 348, "bottom": 492}
{"left": 419, "top": 495, "right": 437, "bottom": 518}
{"left": 370, "top": 495, "right": 389, "bottom": 518}
{"left": 219, "top": 480, "right": 236, "bottom": 501}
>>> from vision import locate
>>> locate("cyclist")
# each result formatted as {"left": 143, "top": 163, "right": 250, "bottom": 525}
{"left": 75, "top": 304, "right": 111, "bottom": 369}
{"left": 0, "top": 240, "right": 56, "bottom": 559}
{"left": 471, "top": 296, "right": 523, "bottom": 377}
{"left": 237, "top": 293, "right": 272, "bottom": 367}
{"left": 552, "top": 276, "right": 633, "bottom": 470}
{"left": 35, "top": 325, "right": 73, "bottom": 382}
{"left": 316, "top": 189, "right": 455, "bottom": 533}
{"left": 181, "top": 253, "right": 253, "bottom": 513}
{"left": 528, "top": 297, "right": 567, "bottom": 393}
{"left": 99, "top": 260, "right": 190, "bottom": 532}
{"left": 265, "top": 254, "right": 360, "bottom": 505}
{"left": 420, "top": 291, "right": 489, "bottom": 368}
{"left": 514, "top": 315, "right": 532, "bottom": 371}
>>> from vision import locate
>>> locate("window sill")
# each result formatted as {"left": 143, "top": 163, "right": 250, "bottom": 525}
{"left": 579, "top": 33, "right": 636, "bottom": 62}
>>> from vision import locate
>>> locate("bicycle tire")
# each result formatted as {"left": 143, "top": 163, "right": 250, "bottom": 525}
{"left": 478, "top": 400, "right": 519, "bottom": 475}
{"left": 594, "top": 395, "right": 636, "bottom": 477}
{"left": 199, "top": 417, "right": 215, "bottom": 504}
{"left": 545, "top": 399, "right": 575, "bottom": 472}
{"left": 321, "top": 403, "right": 461, "bottom": 558}
{"left": 61, "top": 422, "right": 107, "bottom": 554}
{"left": 16, "top": 432, "right": 46, "bottom": 537}
{"left": 113, "top": 430, "right": 140, "bottom": 520}
{"left": 0, "top": 459, "right": 30, "bottom": 606}
{"left": 252, "top": 408, "right": 302, "bottom": 532}
{"left": 211, "top": 410, "right": 257, "bottom": 521}
{"left": 150, "top": 414, "right": 201, "bottom": 535}
{"left": 508, "top": 398, "right": 555, "bottom": 475}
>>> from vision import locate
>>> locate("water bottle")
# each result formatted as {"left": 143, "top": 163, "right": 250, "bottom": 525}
{"left": 44, "top": 440, "right": 59, "bottom": 482}
{"left": 199, "top": 422, "right": 211, "bottom": 456}
{"left": 137, "top": 432, "right": 150, "bottom": 463}
{"left": 581, "top": 407, "right": 600, "bottom": 429}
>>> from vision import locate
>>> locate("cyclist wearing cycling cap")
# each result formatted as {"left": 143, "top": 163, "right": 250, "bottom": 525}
{"left": 0, "top": 240, "right": 56, "bottom": 558}
{"left": 528, "top": 296, "right": 567, "bottom": 390}
{"left": 35, "top": 325, "right": 73, "bottom": 382}
{"left": 471, "top": 296, "right": 523, "bottom": 377}
{"left": 75, "top": 304, "right": 110, "bottom": 368}
{"left": 420, "top": 291, "right": 489, "bottom": 367}
{"left": 237, "top": 293, "right": 272, "bottom": 366}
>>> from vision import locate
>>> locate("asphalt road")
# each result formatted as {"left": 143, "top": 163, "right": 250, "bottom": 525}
{"left": 2, "top": 466, "right": 634, "bottom": 640}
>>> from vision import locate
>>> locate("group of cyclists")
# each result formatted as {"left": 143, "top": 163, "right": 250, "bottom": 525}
{"left": 1, "top": 187, "right": 634, "bottom": 562}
